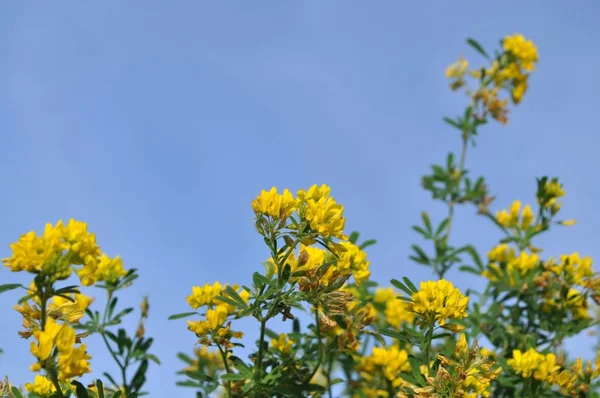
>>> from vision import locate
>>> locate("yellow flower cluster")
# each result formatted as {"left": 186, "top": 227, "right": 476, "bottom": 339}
{"left": 187, "top": 282, "right": 227, "bottom": 309}
{"left": 186, "top": 282, "right": 250, "bottom": 347}
{"left": 446, "top": 34, "right": 539, "bottom": 124}
{"left": 252, "top": 187, "right": 296, "bottom": 219}
{"left": 270, "top": 333, "right": 294, "bottom": 355}
{"left": 483, "top": 244, "right": 540, "bottom": 286}
{"left": 538, "top": 179, "right": 566, "bottom": 215}
{"left": 554, "top": 353, "right": 600, "bottom": 395}
{"left": 252, "top": 184, "right": 347, "bottom": 240}
{"left": 540, "top": 252, "right": 596, "bottom": 319}
{"left": 507, "top": 348, "right": 560, "bottom": 382}
{"left": 2, "top": 219, "right": 126, "bottom": 286}
{"left": 373, "top": 287, "right": 415, "bottom": 328}
{"left": 297, "top": 184, "right": 347, "bottom": 240}
{"left": 495, "top": 200, "right": 535, "bottom": 230}
{"left": 25, "top": 374, "right": 55, "bottom": 395}
{"left": 357, "top": 346, "right": 411, "bottom": 391}
{"left": 29, "top": 317, "right": 92, "bottom": 381}
{"left": 406, "top": 280, "right": 469, "bottom": 326}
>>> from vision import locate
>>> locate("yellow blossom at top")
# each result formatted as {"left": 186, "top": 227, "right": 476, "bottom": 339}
{"left": 271, "top": 333, "right": 294, "bottom": 355}
{"left": 187, "top": 282, "right": 225, "bottom": 309}
{"left": 406, "top": 280, "right": 469, "bottom": 326}
{"left": 2, "top": 220, "right": 68, "bottom": 273}
{"left": 445, "top": 57, "right": 469, "bottom": 79}
{"left": 556, "top": 252, "right": 594, "bottom": 286}
{"left": 297, "top": 184, "right": 347, "bottom": 240}
{"left": 503, "top": 34, "right": 539, "bottom": 71}
{"left": 252, "top": 187, "right": 297, "bottom": 219}
{"left": 496, "top": 201, "right": 535, "bottom": 229}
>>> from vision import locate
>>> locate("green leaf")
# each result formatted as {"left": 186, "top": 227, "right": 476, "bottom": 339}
{"left": 111, "top": 392, "right": 123, "bottom": 398}
{"left": 349, "top": 231, "right": 360, "bottom": 243}
{"left": 107, "top": 297, "right": 118, "bottom": 320}
{"left": 177, "top": 352, "right": 194, "bottom": 365}
{"left": 402, "top": 277, "right": 418, "bottom": 293}
{"left": 71, "top": 380, "right": 90, "bottom": 398}
{"left": 467, "top": 38, "right": 489, "bottom": 59}
{"left": 390, "top": 279, "right": 413, "bottom": 298}
{"left": 443, "top": 117, "right": 461, "bottom": 130}
{"left": 11, "top": 386, "right": 24, "bottom": 398}
{"left": 410, "top": 245, "right": 430, "bottom": 265}
{"left": 463, "top": 245, "right": 484, "bottom": 270}
{"left": 223, "top": 286, "right": 248, "bottom": 309}
{"left": 143, "top": 353, "right": 161, "bottom": 365}
{"left": 252, "top": 272, "right": 268, "bottom": 289}
{"left": 96, "top": 380, "right": 105, "bottom": 398}
{"left": 435, "top": 218, "right": 450, "bottom": 237}
{"left": 411, "top": 226, "right": 429, "bottom": 238}
{"left": 214, "top": 295, "right": 243, "bottom": 309}
{"left": 459, "top": 265, "right": 481, "bottom": 276}
{"left": 359, "top": 239, "right": 377, "bottom": 250}
{"left": 168, "top": 312, "right": 198, "bottom": 320}
{"left": 221, "top": 373, "right": 249, "bottom": 381}
{"left": 421, "top": 212, "right": 432, "bottom": 233}
{"left": 0, "top": 283, "right": 22, "bottom": 295}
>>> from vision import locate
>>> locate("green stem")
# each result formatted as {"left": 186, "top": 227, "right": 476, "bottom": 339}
{"left": 305, "top": 308, "right": 324, "bottom": 384}
{"left": 39, "top": 287, "right": 65, "bottom": 398}
{"left": 217, "top": 343, "right": 232, "bottom": 397}
{"left": 101, "top": 290, "right": 128, "bottom": 394}
{"left": 425, "top": 325, "right": 434, "bottom": 371}
{"left": 255, "top": 319, "right": 268, "bottom": 380}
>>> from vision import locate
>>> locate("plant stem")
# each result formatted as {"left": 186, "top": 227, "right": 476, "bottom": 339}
{"left": 305, "top": 308, "right": 324, "bottom": 384}
{"left": 255, "top": 319, "right": 268, "bottom": 380}
{"left": 425, "top": 325, "right": 434, "bottom": 371}
{"left": 100, "top": 290, "right": 128, "bottom": 394}
{"left": 217, "top": 343, "right": 232, "bottom": 397}
{"left": 39, "top": 287, "right": 65, "bottom": 398}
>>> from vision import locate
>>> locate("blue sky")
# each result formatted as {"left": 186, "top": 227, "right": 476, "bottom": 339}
{"left": 1, "top": 1, "right": 599, "bottom": 396}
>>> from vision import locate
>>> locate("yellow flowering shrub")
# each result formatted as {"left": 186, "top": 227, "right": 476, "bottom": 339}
{"left": 0, "top": 32, "right": 598, "bottom": 398}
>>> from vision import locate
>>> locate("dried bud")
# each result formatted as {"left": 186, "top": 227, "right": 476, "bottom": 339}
{"left": 298, "top": 249, "right": 309, "bottom": 267}
{"left": 136, "top": 323, "right": 145, "bottom": 339}
{"left": 140, "top": 296, "right": 150, "bottom": 319}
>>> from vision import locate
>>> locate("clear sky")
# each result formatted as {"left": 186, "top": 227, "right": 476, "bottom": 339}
{"left": 1, "top": 1, "right": 599, "bottom": 396}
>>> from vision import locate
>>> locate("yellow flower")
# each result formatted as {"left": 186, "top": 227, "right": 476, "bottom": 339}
{"left": 496, "top": 200, "right": 535, "bottom": 229}
{"left": 252, "top": 187, "right": 297, "bottom": 219}
{"left": 406, "top": 280, "right": 469, "bottom": 326}
{"left": 2, "top": 221, "right": 66, "bottom": 273}
{"left": 445, "top": 57, "right": 469, "bottom": 79}
{"left": 508, "top": 348, "right": 559, "bottom": 382}
{"left": 503, "top": 34, "right": 539, "bottom": 71}
{"left": 487, "top": 244, "right": 516, "bottom": 263}
{"left": 334, "top": 241, "right": 371, "bottom": 285}
{"left": 48, "top": 293, "right": 95, "bottom": 323}
{"left": 206, "top": 305, "right": 229, "bottom": 330}
{"left": 30, "top": 318, "right": 65, "bottom": 361}
{"left": 96, "top": 254, "right": 127, "bottom": 284}
{"left": 384, "top": 297, "right": 415, "bottom": 329}
{"left": 297, "top": 184, "right": 347, "bottom": 240}
{"left": 57, "top": 344, "right": 92, "bottom": 380}
{"left": 187, "top": 282, "right": 225, "bottom": 309}
{"left": 25, "top": 375, "right": 55, "bottom": 395}
{"left": 63, "top": 219, "right": 101, "bottom": 261}
{"left": 357, "top": 346, "right": 411, "bottom": 389}
{"left": 271, "top": 333, "right": 294, "bottom": 355}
